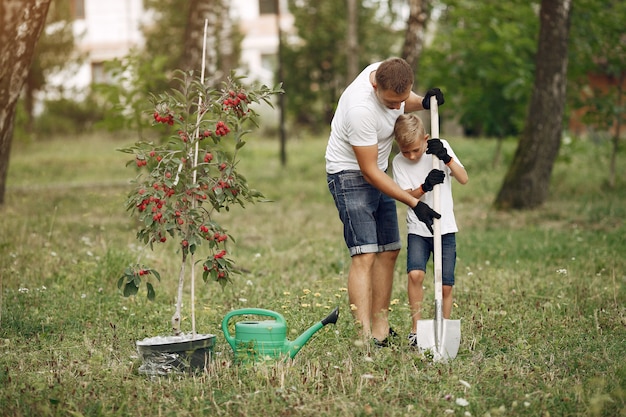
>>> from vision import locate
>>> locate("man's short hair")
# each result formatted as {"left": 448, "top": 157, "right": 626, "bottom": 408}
{"left": 375, "top": 58, "right": 414, "bottom": 94}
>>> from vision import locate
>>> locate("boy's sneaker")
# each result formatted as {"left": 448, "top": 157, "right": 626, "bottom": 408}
{"left": 408, "top": 332, "right": 418, "bottom": 348}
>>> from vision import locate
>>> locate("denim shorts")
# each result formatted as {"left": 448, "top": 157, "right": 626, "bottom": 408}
{"left": 407, "top": 233, "right": 456, "bottom": 286}
{"left": 327, "top": 170, "right": 401, "bottom": 256}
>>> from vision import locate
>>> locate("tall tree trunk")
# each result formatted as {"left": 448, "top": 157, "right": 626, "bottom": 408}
{"left": 401, "top": 0, "right": 430, "bottom": 81}
{"left": 0, "top": 0, "right": 52, "bottom": 205}
{"left": 494, "top": 0, "right": 572, "bottom": 210}
{"left": 181, "top": 0, "right": 234, "bottom": 86}
{"left": 346, "top": 0, "right": 359, "bottom": 82}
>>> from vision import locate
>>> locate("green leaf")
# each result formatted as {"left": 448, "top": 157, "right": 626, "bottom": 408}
{"left": 123, "top": 282, "right": 139, "bottom": 297}
{"left": 146, "top": 282, "right": 156, "bottom": 301}
{"left": 151, "top": 269, "right": 161, "bottom": 281}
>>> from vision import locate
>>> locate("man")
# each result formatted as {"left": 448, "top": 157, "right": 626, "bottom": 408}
{"left": 325, "top": 57, "right": 443, "bottom": 346}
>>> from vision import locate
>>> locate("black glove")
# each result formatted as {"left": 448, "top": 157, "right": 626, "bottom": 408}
{"left": 412, "top": 201, "right": 441, "bottom": 234}
{"left": 426, "top": 138, "right": 452, "bottom": 165}
{"left": 422, "top": 88, "right": 445, "bottom": 109}
{"left": 421, "top": 169, "right": 445, "bottom": 193}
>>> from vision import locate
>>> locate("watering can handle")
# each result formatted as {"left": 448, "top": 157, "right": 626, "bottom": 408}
{"left": 221, "top": 308, "right": 287, "bottom": 347}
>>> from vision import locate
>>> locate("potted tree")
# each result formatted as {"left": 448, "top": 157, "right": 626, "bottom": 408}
{"left": 117, "top": 69, "right": 282, "bottom": 375}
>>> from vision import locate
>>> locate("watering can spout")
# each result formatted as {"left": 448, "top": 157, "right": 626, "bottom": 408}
{"left": 287, "top": 307, "right": 339, "bottom": 359}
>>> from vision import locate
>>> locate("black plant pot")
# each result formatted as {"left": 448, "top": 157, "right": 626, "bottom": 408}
{"left": 136, "top": 333, "right": 215, "bottom": 375}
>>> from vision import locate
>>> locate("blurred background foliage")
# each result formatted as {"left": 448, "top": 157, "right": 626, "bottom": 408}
{"left": 16, "top": 0, "right": 624, "bottom": 147}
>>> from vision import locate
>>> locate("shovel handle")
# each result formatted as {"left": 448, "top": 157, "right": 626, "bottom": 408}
{"left": 430, "top": 96, "right": 443, "bottom": 302}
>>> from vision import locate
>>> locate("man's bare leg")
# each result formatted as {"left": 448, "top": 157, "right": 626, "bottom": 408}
{"left": 347, "top": 253, "right": 376, "bottom": 338}
{"left": 370, "top": 249, "right": 399, "bottom": 341}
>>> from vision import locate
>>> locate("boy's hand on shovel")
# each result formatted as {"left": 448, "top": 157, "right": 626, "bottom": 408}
{"left": 421, "top": 169, "right": 445, "bottom": 193}
{"left": 426, "top": 138, "right": 452, "bottom": 165}
{"left": 412, "top": 201, "right": 441, "bottom": 234}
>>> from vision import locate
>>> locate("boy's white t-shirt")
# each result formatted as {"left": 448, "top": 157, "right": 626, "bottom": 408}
{"left": 392, "top": 139, "right": 463, "bottom": 237}
{"left": 325, "top": 62, "right": 405, "bottom": 174}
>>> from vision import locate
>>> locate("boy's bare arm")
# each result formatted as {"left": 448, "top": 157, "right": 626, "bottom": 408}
{"left": 447, "top": 158, "right": 469, "bottom": 185}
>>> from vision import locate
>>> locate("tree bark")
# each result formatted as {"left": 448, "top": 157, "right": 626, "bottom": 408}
{"left": 494, "top": 0, "right": 572, "bottom": 210}
{"left": 181, "top": 0, "right": 234, "bottom": 86}
{"left": 0, "top": 0, "right": 52, "bottom": 205}
{"left": 346, "top": 0, "right": 359, "bottom": 82}
{"left": 401, "top": 0, "right": 430, "bottom": 81}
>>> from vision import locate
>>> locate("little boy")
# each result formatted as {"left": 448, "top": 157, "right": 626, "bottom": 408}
{"left": 391, "top": 113, "right": 468, "bottom": 347}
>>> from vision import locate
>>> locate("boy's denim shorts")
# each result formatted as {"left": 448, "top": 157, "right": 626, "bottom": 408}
{"left": 327, "top": 170, "right": 401, "bottom": 257}
{"left": 407, "top": 233, "right": 456, "bottom": 286}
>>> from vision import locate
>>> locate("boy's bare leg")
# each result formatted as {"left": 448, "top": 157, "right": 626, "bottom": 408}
{"left": 408, "top": 269, "right": 425, "bottom": 332}
{"left": 442, "top": 285, "right": 453, "bottom": 319}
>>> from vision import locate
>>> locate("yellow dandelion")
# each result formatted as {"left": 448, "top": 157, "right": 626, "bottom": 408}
{"left": 390, "top": 298, "right": 400, "bottom": 305}
{"left": 339, "top": 287, "right": 348, "bottom": 292}
{"left": 303, "top": 289, "right": 311, "bottom": 294}
{"left": 350, "top": 304, "right": 357, "bottom": 311}
{"left": 314, "top": 292, "right": 321, "bottom": 297}
{"left": 335, "top": 293, "right": 342, "bottom": 298}
{"left": 301, "top": 303, "right": 311, "bottom": 308}
{"left": 283, "top": 291, "right": 291, "bottom": 296}
{"left": 315, "top": 303, "right": 322, "bottom": 307}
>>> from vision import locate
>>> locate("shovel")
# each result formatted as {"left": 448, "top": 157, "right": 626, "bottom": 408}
{"left": 413, "top": 96, "right": 461, "bottom": 362}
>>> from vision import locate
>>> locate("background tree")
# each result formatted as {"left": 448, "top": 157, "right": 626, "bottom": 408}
{"left": 494, "top": 0, "right": 572, "bottom": 209}
{"left": 143, "top": 0, "right": 241, "bottom": 85}
{"left": 179, "top": 0, "right": 239, "bottom": 85}
{"left": 283, "top": 0, "right": 403, "bottom": 130}
{"left": 24, "top": 0, "right": 80, "bottom": 134}
{"left": 401, "top": 0, "right": 431, "bottom": 84}
{"left": 568, "top": 0, "right": 625, "bottom": 188}
{"left": 96, "top": 0, "right": 242, "bottom": 135}
{"left": 0, "top": 0, "right": 52, "bottom": 205}
{"left": 420, "top": 1, "right": 538, "bottom": 147}
{"left": 346, "top": 0, "right": 359, "bottom": 81}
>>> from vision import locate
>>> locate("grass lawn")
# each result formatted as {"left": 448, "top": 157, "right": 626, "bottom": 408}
{"left": 0, "top": 131, "right": 624, "bottom": 416}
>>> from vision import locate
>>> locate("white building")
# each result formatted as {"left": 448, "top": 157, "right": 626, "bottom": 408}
{"left": 65, "top": 0, "right": 291, "bottom": 91}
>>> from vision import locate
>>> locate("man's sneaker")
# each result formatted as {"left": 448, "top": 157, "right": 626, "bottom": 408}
{"left": 408, "top": 332, "right": 418, "bottom": 348}
{"left": 372, "top": 336, "right": 389, "bottom": 348}
{"left": 373, "top": 328, "right": 398, "bottom": 348}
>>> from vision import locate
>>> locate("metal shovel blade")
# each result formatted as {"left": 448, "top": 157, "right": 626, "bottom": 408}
{"left": 414, "top": 317, "right": 461, "bottom": 362}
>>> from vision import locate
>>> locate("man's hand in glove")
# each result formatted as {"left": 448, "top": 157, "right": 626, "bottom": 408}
{"left": 412, "top": 201, "right": 441, "bottom": 234}
{"left": 422, "top": 88, "right": 445, "bottom": 109}
{"left": 421, "top": 169, "right": 445, "bottom": 193}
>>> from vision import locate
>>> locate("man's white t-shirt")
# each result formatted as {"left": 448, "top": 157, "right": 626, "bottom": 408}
{"left": 325, "top": 62, "right": 405, "bottom": 174}
{"left": 392, "top": 140, "right": 463, "bottom": 237}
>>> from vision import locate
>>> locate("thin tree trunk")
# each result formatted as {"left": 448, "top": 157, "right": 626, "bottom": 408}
{"left": 171, "top": 254, "right": 187, "bottom": 336}
{"left": 0, "top": 0, "right": 52, "bottom": 205}
{"left": 401, "top": 0, "right": 430, "bottom": 81}
{"left": 494, "top": 0, "right": 572, "bottom": 209}
{"left": 608, "top": 76, "right": 624, "bottom": 189}
{"left": 181, "top": 0, "right": 234, "bottom": 86}
{"left": 346, "top": 0, "right": 359, "bottom": 82}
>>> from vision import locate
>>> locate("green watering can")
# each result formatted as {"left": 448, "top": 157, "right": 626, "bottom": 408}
{"left": 222, "top": 307, "right": 339, "bottom": 361}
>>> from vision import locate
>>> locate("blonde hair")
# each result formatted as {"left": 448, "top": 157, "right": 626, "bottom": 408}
{"left": 394, "top": 113, "right": 426, "bottom": 148}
